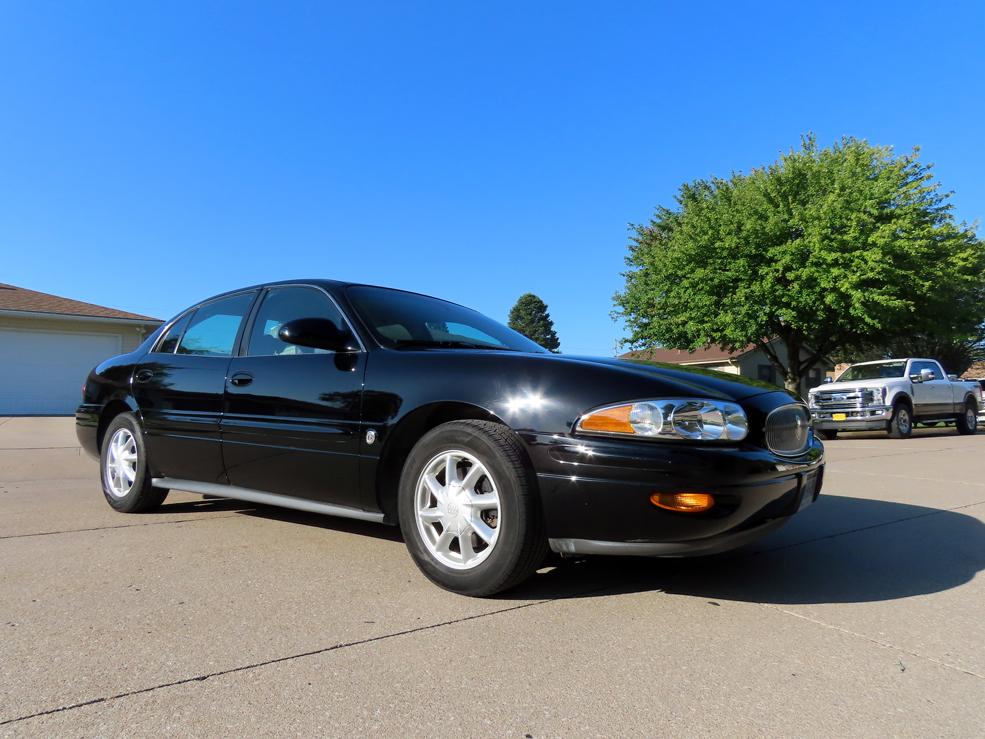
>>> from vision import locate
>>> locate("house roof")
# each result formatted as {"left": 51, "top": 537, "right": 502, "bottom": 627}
{"left": 621, "top": 344, "right": 758, "bottom": 365}
{"left": 961, "top": 361, "right": 985, "bottom": 379}
{"left": 0, "top": 283, "right": 160, "bottom": 323}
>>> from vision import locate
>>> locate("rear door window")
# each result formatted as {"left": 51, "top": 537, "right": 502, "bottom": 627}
{"left": 177, "top": 293, "right": 254, "bottom": 357}
{"left": 155, "top": 311, "right": 194, "bottom": 354}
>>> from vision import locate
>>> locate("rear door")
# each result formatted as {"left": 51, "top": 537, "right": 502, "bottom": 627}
{"left": 133, "top": 291, "right": 257, "bottom": 482}
{"left": 221, "top": 285, "right": 366, "bottom": 507}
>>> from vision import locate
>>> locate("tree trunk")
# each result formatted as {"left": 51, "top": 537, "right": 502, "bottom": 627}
{"left": 783, "top": 370, "right": 801, "bottom": 395}
{"left": 784, "top": 335, "right": 802, "bottom": 396}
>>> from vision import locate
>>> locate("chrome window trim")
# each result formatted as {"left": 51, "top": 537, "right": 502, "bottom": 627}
{"left": 149, "top": 309, "right": 194, "bottom": 354}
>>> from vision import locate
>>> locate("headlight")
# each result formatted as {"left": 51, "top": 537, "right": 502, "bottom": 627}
{"left": 576, "top": 399, "right": 748, "bottom": 441}
{"left": 863, "top": 388, "right": 885, "bottom": 405}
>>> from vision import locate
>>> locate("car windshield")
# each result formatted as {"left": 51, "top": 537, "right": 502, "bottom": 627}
{"left": 837, "top": 361, "right": 906, "bottom": 382}
{"left": 345, "top": 285, "right": 547, "bottom": 353}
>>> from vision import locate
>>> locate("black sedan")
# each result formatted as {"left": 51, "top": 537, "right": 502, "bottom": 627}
{"left": 77, "top": 280, "right": 823, "bottom": 595}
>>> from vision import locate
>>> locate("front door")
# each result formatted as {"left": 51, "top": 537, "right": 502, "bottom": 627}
{"left": 134, "top": 291, "right": 257, "bottom": 482}
{"left": 221, "top": 286, "right": 365, "bottom": 508}
{"left": 910, "top": 360, "right": 951, "bottom": 417}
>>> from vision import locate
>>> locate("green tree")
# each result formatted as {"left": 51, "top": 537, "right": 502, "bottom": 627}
{"left": 614, "top": 135, "right": 985, "bottom": 393}
{"left": 508, "top": 293, "right": 561, "bottom": 352}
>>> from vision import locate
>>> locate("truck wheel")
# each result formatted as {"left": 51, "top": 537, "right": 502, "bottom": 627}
{"left": 887, "top": 403, "right": 912, "bottom": 439}
{"left": 956, "top": 402, "right": 978, "bottom": 436}
{"left": 817, "top": 430, "right": 838, "bottom": 441}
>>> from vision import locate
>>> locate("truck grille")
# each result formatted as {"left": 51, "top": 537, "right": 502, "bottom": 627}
{"left": 812, "top": 388, "right": 880, "bottom": 409}
{"left": 765, "top": 404, "right": 812, "bottom": 456}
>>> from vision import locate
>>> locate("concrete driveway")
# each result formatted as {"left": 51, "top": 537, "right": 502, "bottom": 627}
{"left": 1, "top": 417, "right": 984, "bottom": 736}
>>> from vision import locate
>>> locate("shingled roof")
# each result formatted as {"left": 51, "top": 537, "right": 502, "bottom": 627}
{"left": 620, "top": 344, "right": 758, "bottom": 364}
{"left": 0, "top": 283, "right": 160, "bottom": 322}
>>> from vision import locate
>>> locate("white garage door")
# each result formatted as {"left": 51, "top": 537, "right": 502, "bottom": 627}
{"left": 0, "top": 329, "right": 122, "bottom": 415}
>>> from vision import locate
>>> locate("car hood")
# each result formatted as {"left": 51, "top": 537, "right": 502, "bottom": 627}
{"left": 543, "top": 353, "right": 788, "bottom": 402}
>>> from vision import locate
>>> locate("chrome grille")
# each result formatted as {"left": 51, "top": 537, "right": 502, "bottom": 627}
{"left": 812, "top": 388, "right": 880, "bottom": 409}
{"left": 765, "top": 404, "right": 812, "bottom": 456}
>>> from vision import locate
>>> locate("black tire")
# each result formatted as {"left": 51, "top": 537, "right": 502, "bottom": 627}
{"left": 887, "top": 402, "right": 913, "bottom": 439}
{"left": 397, "top": 420, "right": 548, "bottom": 596}
{"left": 817, "top": 430, "right": 838, "bottom": 441}
{"left": 956, "top": 401, "right": 978, "bottom": 436}
{"left": 99, "top": 412, "right": 168, "bottom": 513}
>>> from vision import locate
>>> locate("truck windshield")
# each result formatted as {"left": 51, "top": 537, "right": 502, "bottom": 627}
{"left": 837, "top": 361, "right": 906, "bottom": 382}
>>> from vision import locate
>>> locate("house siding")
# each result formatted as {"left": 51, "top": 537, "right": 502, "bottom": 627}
{"left": 0, "top": 315, "right": 153, "bottom": 353}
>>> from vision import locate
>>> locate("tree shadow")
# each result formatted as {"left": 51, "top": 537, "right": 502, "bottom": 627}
{"left": 830, "top": 427, "right": 965, "bottom": 441}
{"left": 504, "top": 495, "right": 985, "bottom": 604}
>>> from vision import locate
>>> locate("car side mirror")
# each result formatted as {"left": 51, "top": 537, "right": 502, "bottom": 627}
{"left": 823, "top": 377, "right": 833, "bottom": 384}
{"left": 921, "top": 368, "right": 935, "bottom": 382}
{"left": 277, "top": 318, "right": 359, "bottom": 352}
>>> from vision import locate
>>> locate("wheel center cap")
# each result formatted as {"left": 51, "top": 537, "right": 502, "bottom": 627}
{"left": 446, "top": 500, "right": 460, "bottom": 516}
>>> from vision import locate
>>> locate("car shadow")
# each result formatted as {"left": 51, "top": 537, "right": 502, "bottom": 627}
{"left": 158, "top": 496, "right": 406, "bottom": 542}
{"left": 156, "top": 494, "right": 985, "bottom": 606}
{"left": 503, "top": 494, "right": 985, "bottom": 605}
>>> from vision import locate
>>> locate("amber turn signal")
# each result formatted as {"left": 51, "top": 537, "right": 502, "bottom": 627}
{"left": 650, "top": 492, "right": 714, "bottom": 513}
{"left": 578, "top": 404, "right": 634, "bottom": 434}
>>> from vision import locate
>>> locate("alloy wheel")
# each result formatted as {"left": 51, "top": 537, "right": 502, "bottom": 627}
{"left": 415, "top": 449, "right": 501, "bottom": 570}
{"left": 104, "top": 428, "right": 138, "bottom": 498}
{"left": 898, "top": 408, "right": 911, "bottom": 435}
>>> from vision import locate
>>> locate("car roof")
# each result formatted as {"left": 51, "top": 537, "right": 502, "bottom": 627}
{"left": 192, "top": 279, "right": 473, "bottom": 312}
{"left": 849, "top": 358, "right": 934, "bottom": 366}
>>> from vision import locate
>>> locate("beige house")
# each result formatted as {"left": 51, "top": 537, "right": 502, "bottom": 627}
{"left": 0, "top": 283, "right": 161, "bottom": 415}
{"left": 621, "top": 340, "right": 833, "bottom": 398}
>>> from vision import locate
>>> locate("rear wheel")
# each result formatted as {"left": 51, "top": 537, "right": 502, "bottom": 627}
{"left": 817, "top": 430, "right": 838, "bottom": 441}
{"left": 398, "top": 420, "right": 547, "bottom": 596}
{"left": 956, "top": 402, "right": 978, "bottom": 435}
{"left": 887, "top": 403, "right": 913, "bottom": 439}
{"left": 100, "top": 413, "right": 168, "bottom": 512}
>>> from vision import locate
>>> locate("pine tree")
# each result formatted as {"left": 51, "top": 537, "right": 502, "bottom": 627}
{"left": 508, "top": 293, "right": 561, "bottom": 352}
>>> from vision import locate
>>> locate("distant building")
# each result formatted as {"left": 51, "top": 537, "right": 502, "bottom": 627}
{"left": 0, "top": 283, "right": 161, "bottom": 415}
{"left": 961, "top": 360, "right": 985, "bottom": 380}
{"left": 621, "top": 339, "right": 833, "bottom": 398}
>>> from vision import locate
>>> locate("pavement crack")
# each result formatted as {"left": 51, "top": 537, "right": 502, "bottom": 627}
{"left": 0, "top": 596, "right": 580, "bottom": 726}
{"left": 0, "top": 515, "right": 242, "bottom": 541}
{"left": 762, "top": 605, "right": 985, "bottom": 680}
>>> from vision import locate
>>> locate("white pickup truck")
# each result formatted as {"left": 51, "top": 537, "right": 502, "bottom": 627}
{"left": 808, "top": 358, "right": 983, "bottom": 439}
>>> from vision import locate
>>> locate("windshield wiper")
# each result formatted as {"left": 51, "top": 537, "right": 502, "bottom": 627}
{"left": 392, "top": 339, "right": 517, "bottom": 351}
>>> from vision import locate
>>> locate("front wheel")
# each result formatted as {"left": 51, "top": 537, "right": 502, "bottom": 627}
{"left": 398, "top": 420, "right": 547, "bottom": 596}
{"left": 887, "top": 403, "right": 913, "bottom": 439}
{"left": 956, "top": 402, "right": 978, "bottom": 436}
{"left": 100, "top": 412, "right": 168, "bottom": 512}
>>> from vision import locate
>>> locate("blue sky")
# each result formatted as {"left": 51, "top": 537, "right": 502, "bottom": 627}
{"left": 2, "top": 2, "right": 983, "bottom": 356}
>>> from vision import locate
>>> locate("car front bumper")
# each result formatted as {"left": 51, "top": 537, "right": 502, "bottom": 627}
{"left": 810, "top": 404, "right": 891, "bottom": 430}
{"left": 519, "top": 422, "right": 824, "bottom": 558}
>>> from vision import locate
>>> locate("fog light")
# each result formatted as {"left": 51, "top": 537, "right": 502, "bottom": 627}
{"left": 650, "top": 492, "right": 714, "bottom": 513}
